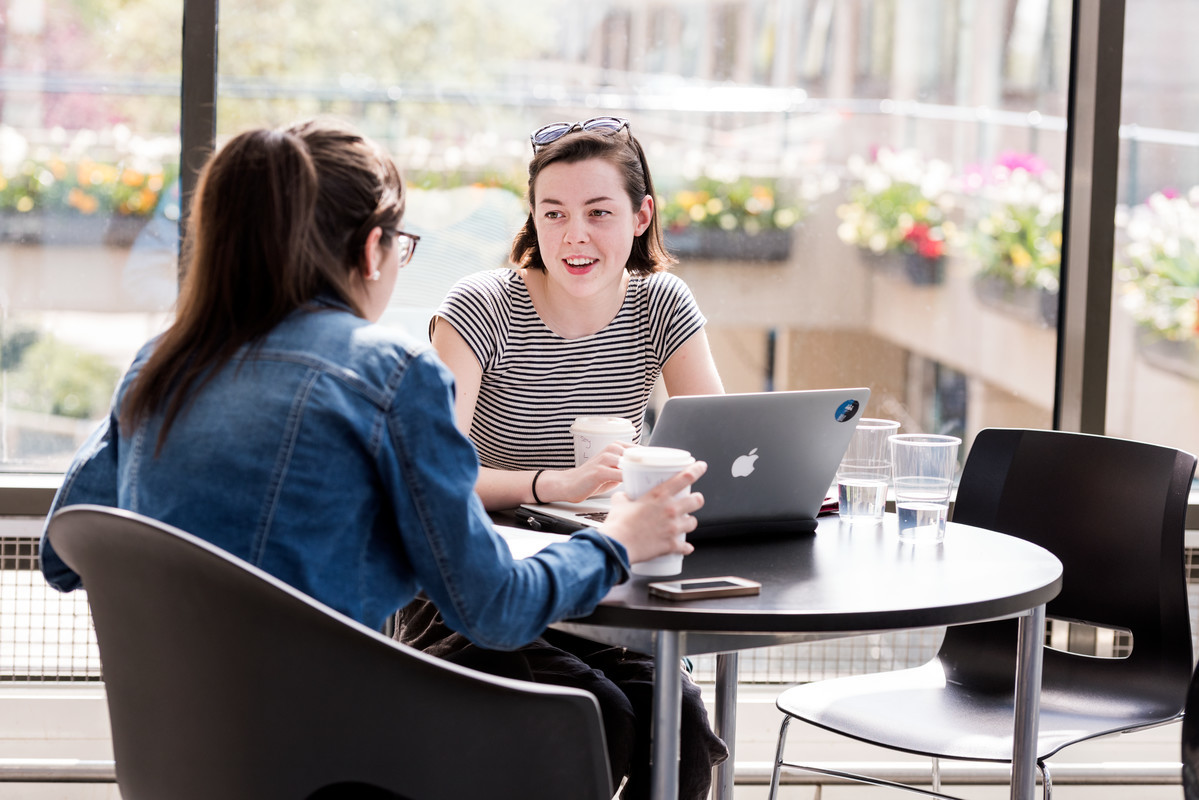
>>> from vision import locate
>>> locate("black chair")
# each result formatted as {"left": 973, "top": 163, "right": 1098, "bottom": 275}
{"left": 768, "top": 428, "right": 1197, "bottom": 800}
{"left": 45, "top": 504, "right": 613, "bottom": 800}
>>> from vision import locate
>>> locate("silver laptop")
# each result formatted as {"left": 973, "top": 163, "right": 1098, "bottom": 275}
{"left": 518, "top": 387, "right": 871, "bottom": 539}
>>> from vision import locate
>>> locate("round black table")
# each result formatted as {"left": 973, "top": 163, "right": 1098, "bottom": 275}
{"left": 553, "top": 514, "right": 1064, "bottom": 800}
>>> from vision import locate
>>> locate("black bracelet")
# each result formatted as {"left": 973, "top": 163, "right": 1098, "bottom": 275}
{"left": 531, "top": 469, "right": 546, "bottom": 504}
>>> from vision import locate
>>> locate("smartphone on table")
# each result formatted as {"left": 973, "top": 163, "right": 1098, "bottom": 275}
{"left": 647, "top": 576, "right": 761, "bottom": 601}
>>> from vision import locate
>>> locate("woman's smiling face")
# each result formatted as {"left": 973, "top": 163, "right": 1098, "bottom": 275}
{"left": 532, "top": 157, "right": 653, "bottom": 300}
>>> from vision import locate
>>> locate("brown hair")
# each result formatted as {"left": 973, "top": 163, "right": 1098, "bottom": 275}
{"left": 121, "top": 118, "right": 405, "bottom": 449}
{"left": 509, "top": 128, "right": 676, "bottom": 276}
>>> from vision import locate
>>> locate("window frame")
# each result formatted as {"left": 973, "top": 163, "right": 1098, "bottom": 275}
{"left": 4, "top": 0, "right": 1196, "bottom": 529}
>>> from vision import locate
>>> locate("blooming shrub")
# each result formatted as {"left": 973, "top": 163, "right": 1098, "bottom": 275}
{"left": 0, "top": 125, "right": 176, "bottom": 219}
{"left": 660, "top": 176, "right": 804, "bottom": 235}
{"left": 962, "top": 152, "right": 1064, "bottom": 292}
{"left": 1116, "top": 187, "right": 1199, "bottom": 343}
{"left": 836, "top": 147, "right": 955, "bottom": 258}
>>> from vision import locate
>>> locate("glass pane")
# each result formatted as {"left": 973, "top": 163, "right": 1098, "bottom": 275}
{"left": 1113, "top": 1, "right": 1199, "bottom": 465}
{"left": 216, "top": 0, "right": 1070, "bottom": 460}
{"left": 0, "top": 0, "right": 181, "bottom": 471}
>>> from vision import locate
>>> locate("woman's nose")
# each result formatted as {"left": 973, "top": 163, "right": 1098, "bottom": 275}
{"left": 564, "top": 217, "right": 589, "bottom": 243}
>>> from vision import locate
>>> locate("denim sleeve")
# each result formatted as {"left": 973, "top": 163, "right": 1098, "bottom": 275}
{"left": 382, "top": 350, "right": 629, "bottom": 651}
{"left": 39, "top": 410, "right": 121, "bottom": 592}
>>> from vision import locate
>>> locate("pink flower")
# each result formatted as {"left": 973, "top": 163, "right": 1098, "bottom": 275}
{"left": 996, "top": 151, "right": 1047, "bottom": 176}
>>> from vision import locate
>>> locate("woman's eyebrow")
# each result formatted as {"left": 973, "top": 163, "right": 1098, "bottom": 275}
{"left": 538, "top": 195, "right": 616, "bottom": 206}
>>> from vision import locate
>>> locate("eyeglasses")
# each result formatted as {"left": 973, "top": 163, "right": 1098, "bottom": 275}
{"left": 383, "top": 229, "right": 420, "bottom": 268}
{"left": 530, "top": 117, "right": 630, "bottom": 152}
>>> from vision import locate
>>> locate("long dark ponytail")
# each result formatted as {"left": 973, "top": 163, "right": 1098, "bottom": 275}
{"left": 120, "top": 119, "right": 404, "bottom": 449}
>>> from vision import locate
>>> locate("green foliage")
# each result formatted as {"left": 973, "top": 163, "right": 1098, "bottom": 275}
{"left": 1, "top": 330, "right": 40, "bottom": 371}
{"left": 960, "top": 154, "right": 1064, "bottom": 292}
{"left": 405, "top": 169, "right": 526, "bottom": 200}
{"left": 0, "top": 154, "right": 176, "bottom": 218}
{"left": 972, "top": 202, "right": 1063, "bottom": 291}
{"left": 659, "top": 177, "right": 803, "bottom": 234}
{"left": 4, "top": 334, "right": 119, "bottom": 420}
{"left": 1117, "top": 189, "right": 1199, "bottom": 342}
{"left": 835, "top": 148, "right": 955, "bottom": 258}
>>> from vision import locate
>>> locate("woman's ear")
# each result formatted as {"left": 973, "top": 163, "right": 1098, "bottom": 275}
{"left": 634, "top": 194, "right": 654, "bottom": 236}
{"left": 361, "top": 225, "right": 385, "bottom": 282}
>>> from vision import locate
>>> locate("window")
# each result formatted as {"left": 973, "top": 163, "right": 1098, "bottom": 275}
{"left": 1109, "top": 0, "right": 1199, "bottom": 462}
{"left": 0, "top": 0, "right": 181, "bottom": 472}
{"left": 1, "top": 0, "right": 1195, "bottom": 498}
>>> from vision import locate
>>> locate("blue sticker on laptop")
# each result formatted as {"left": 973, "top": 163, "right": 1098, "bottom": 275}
{"left": 835, "top": 399, "right": 860, "bottom": 423}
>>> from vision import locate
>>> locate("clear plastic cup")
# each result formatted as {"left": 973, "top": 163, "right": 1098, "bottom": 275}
{"left": 836, "top": 418, "right": 901, "bottom": 523}
{"left": 889, "top": 433, "right": 961, "bottom": 544}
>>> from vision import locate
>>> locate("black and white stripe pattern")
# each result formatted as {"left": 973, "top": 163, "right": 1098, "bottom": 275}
{"left": 437, "top": 268, "right": 706, "bottom": 470}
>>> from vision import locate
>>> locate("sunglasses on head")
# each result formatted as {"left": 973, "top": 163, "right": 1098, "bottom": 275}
{"left": 530, "top": 117, "right": 630, "bottom": 152}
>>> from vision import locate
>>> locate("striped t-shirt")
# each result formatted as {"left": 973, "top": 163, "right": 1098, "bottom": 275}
{"left": 436, "top": 268, "right": 707, "bottom": 470}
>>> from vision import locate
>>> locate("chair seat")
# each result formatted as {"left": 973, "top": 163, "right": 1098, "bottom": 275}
{"left": 776, "top": 657, "right": 1184, "bottom": 764}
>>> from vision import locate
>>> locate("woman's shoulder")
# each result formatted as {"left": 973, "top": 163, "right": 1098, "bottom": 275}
{"left": 629, "top": 269, "right": 697, "bottom": 306}
{"left": 440, "top": 268, "right": 524, "bottom": 318}
{"left": 447, "top": 268, "right": 521, "bottom": 298}
{"left": 636, "top": 269, "right": 690, "bottom": 293}
{"left": 269, "top": 307, "right": 432, "bottom": 377}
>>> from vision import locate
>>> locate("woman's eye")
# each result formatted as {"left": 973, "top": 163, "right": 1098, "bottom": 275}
{"left": 589, "top": 209, "right": 611, "bottom": 217}
{"left": 543, "top": 210, "right": 564, "bottom": 219}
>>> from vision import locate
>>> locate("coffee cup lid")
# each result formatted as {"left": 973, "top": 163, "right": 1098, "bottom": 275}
{"left": 571, "top": 416, "right": 635, "bottom": 434}
{"left": 619, "top": 445, "right": 694, "bottom": 469}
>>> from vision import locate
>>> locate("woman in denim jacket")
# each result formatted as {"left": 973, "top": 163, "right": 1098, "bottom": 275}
{"left": 39, "top": 118, "right": 706, "bottom": 648}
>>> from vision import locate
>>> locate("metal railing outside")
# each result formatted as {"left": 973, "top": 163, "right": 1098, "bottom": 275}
{"left": 5, "top": 535, "right": 1198, "bottom": 684}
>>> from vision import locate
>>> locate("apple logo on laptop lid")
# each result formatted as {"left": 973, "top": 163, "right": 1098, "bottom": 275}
{"left": 731, "top": 447, "right": 759, "bottom": 478}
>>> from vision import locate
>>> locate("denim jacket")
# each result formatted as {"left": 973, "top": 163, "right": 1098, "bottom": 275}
{"left": 40, "top": 300, "right": 629, "bottom": 647}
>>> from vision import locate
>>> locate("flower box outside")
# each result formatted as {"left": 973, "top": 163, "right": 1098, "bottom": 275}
{"left": 1135, "top": 328, "right": 1199, "bottom": 382}
{"left": 973, "top": 273, "right": 1059, "bottom": 328}
{"left": 861, "top": 249, "right": 945, "bottom": 285}
{"left": 0, "top": 212, "right": 150, "bottom": 247}
{"left": 665, "top": 227, "right": 793, "bottom": 262}
{"left": 903, "top": 252, "right": 944, "bottom": 285}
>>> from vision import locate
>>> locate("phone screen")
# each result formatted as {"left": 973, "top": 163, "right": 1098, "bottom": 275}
{"left": 676, "top": 579, "right": 745, "bottom": 591}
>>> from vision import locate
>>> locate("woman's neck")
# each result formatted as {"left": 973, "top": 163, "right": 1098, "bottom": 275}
{"left": 522, "top": 268, "right": 630, "bottom": 339}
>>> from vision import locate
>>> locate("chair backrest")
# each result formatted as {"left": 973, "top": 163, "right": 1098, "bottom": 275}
{"left": 46, "top": 505, "right": 613, "bottom": 800}
{"left": 941, "top": 428, "right": 1196, "bottom": 716}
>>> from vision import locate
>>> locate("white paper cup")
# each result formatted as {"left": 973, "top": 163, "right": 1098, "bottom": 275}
{"left": 619, "top": 446, "right": 695, "bottom": 576}
{"left": 571, "top": 416, "right": 636, "bottom": 466}
{"left": 572, "top": 416, "right": 637, "bottom": 499}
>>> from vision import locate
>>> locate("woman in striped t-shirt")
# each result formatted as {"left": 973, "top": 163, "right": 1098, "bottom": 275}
{"left": 402, "top": 118, "right": 728, "bottom": 800}
{"left": 433, "top": 119, "right": 723, "bottom": 510}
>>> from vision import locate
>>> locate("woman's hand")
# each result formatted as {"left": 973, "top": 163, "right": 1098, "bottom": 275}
{"left": 599, "top": 461, "right": 707, "bottom": 565}
{"left": 536, "top": 441, "right": 634, "bottom": 503}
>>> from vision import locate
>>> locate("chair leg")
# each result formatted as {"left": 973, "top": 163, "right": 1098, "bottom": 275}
{"left": 1039, "top": 760, "right": 1052, "bottom": 800}
{"left": 767, "top": 715, "right": 791, "bottom": 800}
{"left": 931, "top": 757, "right": 941, "bottom": 793}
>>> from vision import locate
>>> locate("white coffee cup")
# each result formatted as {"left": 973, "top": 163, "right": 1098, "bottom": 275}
{"left": 572, "top": 416, "right": 637, "bottom": 499}
{"left": 618, "top": 445, "right": 696, "bottom": 577}
{"left": 571, "top": 416, "right": 637, "bottom": 466}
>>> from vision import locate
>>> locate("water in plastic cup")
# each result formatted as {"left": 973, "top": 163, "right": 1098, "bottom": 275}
{"left": 571, "top": 416, "right": 636, "bottom": 466}
{"left": 619, "top": 445, "right": 695, "bottom": 576}
{"left": 836, "top": 418, "right": 900, "bottom": 523}
{"left": 889, "top": 434, "right": 961, "bottom": 544}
